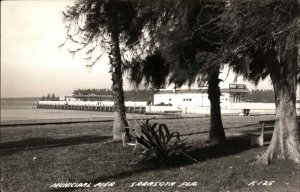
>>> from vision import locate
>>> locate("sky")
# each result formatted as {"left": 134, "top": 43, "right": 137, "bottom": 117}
{"left": 1, "top": 0, "right": 273, "bottom": 98}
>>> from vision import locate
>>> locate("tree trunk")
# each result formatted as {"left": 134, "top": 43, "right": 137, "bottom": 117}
{"left": 258, "top": 50, "right": 300, "bottom": 164}
{"left": 110, "top": 29, "right": 128, "bottom": 142}
{"left": 208, "top": 69, "right": 226, "bottom": 143}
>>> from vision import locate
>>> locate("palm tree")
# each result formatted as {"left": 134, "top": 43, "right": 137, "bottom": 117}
{"left": 221, "top": 0, "right": 300, "bottom": 163}
{"left": 61, "top": 0, "right": 151, "bottom": 141}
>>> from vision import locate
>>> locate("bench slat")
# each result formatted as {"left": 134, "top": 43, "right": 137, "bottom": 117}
{"left": 258, "top": 127, "right": 274, "bottom": 132}
{"left": 258, "top": 120, "right": 275, "bottom": 124}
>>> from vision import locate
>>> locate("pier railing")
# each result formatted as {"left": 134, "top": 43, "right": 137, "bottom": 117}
{"left": 35, "top": 101, "right": 147, "bottom": 113}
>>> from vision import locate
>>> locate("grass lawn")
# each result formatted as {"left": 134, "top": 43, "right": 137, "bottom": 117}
{"left": 0, "top": 115, "right": 299, "bottom": 192}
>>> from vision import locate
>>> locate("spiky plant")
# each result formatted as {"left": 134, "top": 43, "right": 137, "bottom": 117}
{"left": 123, "top": 118, "right": 198, "bottom": 163}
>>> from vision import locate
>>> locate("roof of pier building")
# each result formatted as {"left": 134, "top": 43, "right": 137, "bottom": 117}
{"left": 155, "top": 84, "right": 250, "bottom": 94}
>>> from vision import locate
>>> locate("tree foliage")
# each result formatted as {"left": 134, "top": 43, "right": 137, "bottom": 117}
{"left": 73, "top": 88, "right": 112, "bottom": 95}
{"left": 220, "top": 0, "right": 300, "bottom": 83}
{"left": 40, "top": 93, "right": 60, "bottom": 101}
{"left": 127, "top": 51, "right": 170, "bottom": 89}
{"left": 61, "top": 0, "right": 159, "bottom": 67}
{"left": 243, "top": 89, "right": 275, "bottom": 103}
{"left": 159, "top": 1, "right": 226, "bottom": 87}
{"left": 126, "top": 0, "right": 227, "bottom": 88}
{"left": 72, "top": 88, "right": 153, "bottom": 101}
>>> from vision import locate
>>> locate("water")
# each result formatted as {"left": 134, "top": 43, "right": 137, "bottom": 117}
{"left": 1, "top": 98, "right": 115, "bottom": 122}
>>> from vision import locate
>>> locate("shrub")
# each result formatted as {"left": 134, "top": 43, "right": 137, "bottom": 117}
{"left": 123, "top": 119, "right": 198, "bottom": 163}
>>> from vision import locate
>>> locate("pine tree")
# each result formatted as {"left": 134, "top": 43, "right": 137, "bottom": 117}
{"left": 62, "top": 0, "right": 155, "bottom": 141}
{"left": 221, "top": 0, "right": 300, "bottom": 163}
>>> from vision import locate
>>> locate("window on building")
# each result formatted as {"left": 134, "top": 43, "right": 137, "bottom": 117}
{"left": 169, "top": 98, "right": 171, "bottom": 101}
{"left": 189, "top": 99, "right": 192, "bottom": 101}
{"left": 183, "top": 99, "right": 185, "bottom": 101}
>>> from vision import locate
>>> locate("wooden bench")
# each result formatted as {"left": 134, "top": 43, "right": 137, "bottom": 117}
{"left": 249, "top": 116, "right": 300, "bottom": 147}
{"left": 163, "top": 110, "right": 182, "bottom": 119}
{"left": 248, "top": 120, "right": 275, "bottom": 147}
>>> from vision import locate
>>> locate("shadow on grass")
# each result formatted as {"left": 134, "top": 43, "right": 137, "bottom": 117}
{"left": 181, "top": 123, "right": 258, "bottom": 137}
{"left": 224, "top": 123, "right": 258, "bottom": 129}
{"left": 0, "top": 135, "right": 111, "bottom": 156}
{"left": 55, "top": 135, "right": 254, "bottom": 191}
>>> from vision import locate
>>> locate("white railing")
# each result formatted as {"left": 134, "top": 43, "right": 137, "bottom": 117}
{"left": 37, "top": 100, "right": 147, "bottom": 107}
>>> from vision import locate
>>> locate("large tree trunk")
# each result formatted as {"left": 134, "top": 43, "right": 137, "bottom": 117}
{"left": 207, "top": 69, "right": 226, "bottom": 143}
{"left": 258, "top": 50, "right": 300, "bottom": 164}
{"left": 110, "top": 29, "right": 128, "bottom": 142}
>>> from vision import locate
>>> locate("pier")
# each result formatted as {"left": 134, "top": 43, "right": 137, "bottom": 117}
{"left": 36, "top": 101, "right": 147, "bottom": 113}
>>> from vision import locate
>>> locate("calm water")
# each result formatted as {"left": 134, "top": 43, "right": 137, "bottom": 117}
{"left": 1, "top": 98, "right": 115, "bottom": 122}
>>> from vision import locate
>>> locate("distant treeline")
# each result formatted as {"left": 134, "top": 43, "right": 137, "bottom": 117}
{"left": 73, "top": 89, "right": 112, "bottom": 95}
{"left": 73, "top": 89, "right": 154, "bottom": 101}
{"left": 243, "top": 89, "right": 275, "bottom": 103}
{"left": 1, "top": 97, "right": 40, "bottom": 101}
{"left": 40, "top": 93, "right": 60, "bottom": 101}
